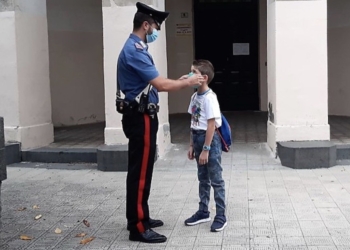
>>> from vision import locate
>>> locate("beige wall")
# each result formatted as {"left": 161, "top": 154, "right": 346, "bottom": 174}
{"left": 0, "top": 0, "right": 54, "bottom": 149}
{"left": 328, "top": 0, "right": 350, "bottom": 116}
{"left": 165, "top": 0, "right": 194, "bottom": 114}
{"left": 103, "top": 0, "right": 171, "bottom": 157}
{"left": 47, "top": 0, "right": 105, "bottom": 127}
{"left": 165, "top": 0, "right": 268, "bottom": 114}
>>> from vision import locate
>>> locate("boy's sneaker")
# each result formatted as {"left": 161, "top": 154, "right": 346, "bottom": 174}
{"left": 184, "top": 210, "right": 211, "bottom": 226}
{"left": 210, "top": 215, "right": 227, "bottom": 232}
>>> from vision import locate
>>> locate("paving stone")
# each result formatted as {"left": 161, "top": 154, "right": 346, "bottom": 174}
{"left": 301, "top": 228, "right": 330, "bottom": 237}
{"left": 194, "top": 236, "right": 223, "bottom": 246}
{"left": 279, "top": 247, "right": 308, "bottom": 250}
{"left": 304, "top": 237, "right": 335, "bottom": 246}
{"left": 250, "top": 246, "right": 278, "bottom": 250}
{"left": 221, "top": 246, "right": 249, "bottom": 250}
{"left": 307, "top": 247, "right": 337, "bottom": 250}
{"left": 332, "top": 236, "right": 350, "bottom": 246}
{"left": 167, "top": 236, "right": 196, "bottom": 246}
{"left": 277, "top": 237, "right": 306, "bottom": 246}
{"left": 328, "top": 228, "right": 350, "bottom": 236}
{"left": 3, "top": 143, "right": 349, "bottom": 249}
{"left": 250, "top": 236, "right": 278, "bottom": 245}
{"left": 275, "top": 228, "right": 303, "bottom": 237}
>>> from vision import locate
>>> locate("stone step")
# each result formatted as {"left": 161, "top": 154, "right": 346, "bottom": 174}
{"left": 21, "top": 147, "right": 97, "bottom": 164}
{"left": 277, "top": 141, "right": 350, "bottom": 169}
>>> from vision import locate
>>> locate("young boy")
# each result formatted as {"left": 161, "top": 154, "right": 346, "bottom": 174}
{"left": 185, "top": 59, "right": 227, "bottom": 232}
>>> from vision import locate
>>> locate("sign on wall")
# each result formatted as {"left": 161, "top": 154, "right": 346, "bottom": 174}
{"left": 176, "top": 23, "right": 192, "bottom": 36}
{"left": 233, "top": 43, "right": 250, "bottom": 55}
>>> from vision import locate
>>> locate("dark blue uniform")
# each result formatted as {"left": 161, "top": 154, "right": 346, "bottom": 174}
{"left": 117, "top": 34, "right": 160, "bottom": 233}
{"left": 117, "top": 34, "right": 159, "bottom": 104}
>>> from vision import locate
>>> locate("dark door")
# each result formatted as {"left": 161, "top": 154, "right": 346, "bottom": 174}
{"left": 194, "top": 0, "right": 259, "bottom": 111}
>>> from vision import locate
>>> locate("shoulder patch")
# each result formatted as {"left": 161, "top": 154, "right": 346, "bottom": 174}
{"left": 140, "top": 41, "right": 147, "bottom": 48}
{"left": 134, "top": 42, "right": 144, "bottom": 50}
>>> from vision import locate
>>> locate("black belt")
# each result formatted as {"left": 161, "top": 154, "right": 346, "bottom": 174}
{"left": 191, "top": 129, "right": 206, "bottom": 135}
{"left": 117, "top": 100, "right": 159, "bottom": 115}
{"left": 191, "top": 129, "right": 218, "bottom": 135}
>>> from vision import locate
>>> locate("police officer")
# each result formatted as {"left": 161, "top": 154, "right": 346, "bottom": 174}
{"left": 116, "top": 2, "right": 203, "bottom": 244}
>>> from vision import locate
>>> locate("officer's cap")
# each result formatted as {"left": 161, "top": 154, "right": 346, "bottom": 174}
{"left": 136, "top": 2, "right": 169, "bottom": 30}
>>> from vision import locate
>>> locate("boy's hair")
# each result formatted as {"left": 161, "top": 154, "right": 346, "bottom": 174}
{"left": 192, "top": 59, "right": 215, "bottom": 84}
{"left": 133, "top": 12, "right": 155, "bottom": 30}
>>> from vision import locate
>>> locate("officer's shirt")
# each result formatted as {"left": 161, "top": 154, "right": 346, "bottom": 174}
{"left": 117, "top": 34, "right": 159, "bottom": 104}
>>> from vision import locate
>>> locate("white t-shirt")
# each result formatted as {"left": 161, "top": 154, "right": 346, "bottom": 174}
{"left": 188, "top": 89, "right": 222, "bottom": 130}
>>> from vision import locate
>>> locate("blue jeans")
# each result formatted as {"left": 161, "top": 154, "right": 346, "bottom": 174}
{"left": 192, "top": 130, "right": 226, "bottom": 216}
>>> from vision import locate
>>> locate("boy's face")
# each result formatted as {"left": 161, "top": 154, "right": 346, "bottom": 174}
{"left": 191, "top": 66, "right": 208, "bottom": 84}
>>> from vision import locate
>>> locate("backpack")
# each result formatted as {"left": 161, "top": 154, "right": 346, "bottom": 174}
{"left": 191, "top": 90, "right": 232, "bottom": 152}
{"left": 216, "top": 113, "right": 232, "bottom": 152}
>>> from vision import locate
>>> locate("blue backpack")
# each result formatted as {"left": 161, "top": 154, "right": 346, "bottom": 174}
{"left": 217, "top": 113, "right": 232, "bottom": 152}
{"left": 192, "top": 91, "right": 232, "bottom": 152}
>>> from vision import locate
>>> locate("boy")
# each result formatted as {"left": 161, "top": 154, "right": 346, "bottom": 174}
{"left": 185, "top": 59, "right": 227, "bottom": 232}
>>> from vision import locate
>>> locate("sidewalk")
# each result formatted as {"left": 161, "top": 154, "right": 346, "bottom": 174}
{"left": 1, "top": 143, "right": 350, "bottom": 249}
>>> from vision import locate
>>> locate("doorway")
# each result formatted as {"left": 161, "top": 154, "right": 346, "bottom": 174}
{"left": 193, "top": 0, "right": 259, "bottom": 111}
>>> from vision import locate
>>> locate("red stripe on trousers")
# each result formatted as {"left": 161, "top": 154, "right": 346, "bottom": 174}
{"left": 136, "top": 114, "right": 150, "bottom": 232}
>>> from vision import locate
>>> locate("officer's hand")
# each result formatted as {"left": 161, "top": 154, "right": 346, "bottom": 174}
{"left": 187, "top": 73, "right": 204, "bottom": 87}
{"left": 188, "top": 146, "right": 195, "bottom": 160}
{"left": 179, "top": 75, "right": 189, "bottom": 80}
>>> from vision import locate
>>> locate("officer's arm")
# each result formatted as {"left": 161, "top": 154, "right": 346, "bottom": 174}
{"left": 129, "top": 51, "right": 202, "bottom": 91}
{"left": 150, "top": 76, "right": 198, "bottom": 92}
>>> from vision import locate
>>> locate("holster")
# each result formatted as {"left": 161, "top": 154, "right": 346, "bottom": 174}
{"left": 116, "top": 97, "right": 129, "bottom": 114}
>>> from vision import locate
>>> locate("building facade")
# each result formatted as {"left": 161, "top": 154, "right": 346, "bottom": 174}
{"left": 0, "top": 0, "right": 348, "bottom": 158}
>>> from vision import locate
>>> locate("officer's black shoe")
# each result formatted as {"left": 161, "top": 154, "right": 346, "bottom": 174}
{"left": 148, "top": 218, "right": 164, "bottom": 228}
{"left": 127, "top": 218, "right": 164, "bottom": 231}
{"left": 129, "top": 229, "right": 167, "bottom": 243}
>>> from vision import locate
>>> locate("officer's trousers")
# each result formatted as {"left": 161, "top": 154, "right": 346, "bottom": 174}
{"left": 122, "top": 111, "right": 158, "bottom": 233}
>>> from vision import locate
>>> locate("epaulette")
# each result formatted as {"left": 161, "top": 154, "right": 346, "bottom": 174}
{"left": 134, "top": 42, "right": 143, "bottom": 51}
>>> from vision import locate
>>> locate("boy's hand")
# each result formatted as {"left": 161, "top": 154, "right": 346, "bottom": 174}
{"left": 187, "top": 146, "right": 195, "bottom": 160}
{"left": 199, "top": 151, "right": 209, "bottom": 165}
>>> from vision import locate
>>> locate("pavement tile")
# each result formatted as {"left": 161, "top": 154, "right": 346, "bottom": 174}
{"left": 3, "top": 143, "right": 350, "bottom": 249}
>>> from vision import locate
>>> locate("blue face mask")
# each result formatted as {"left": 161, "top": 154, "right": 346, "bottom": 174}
{"left": 146, "top": 28, "right": 159, "bottom": 43}
{"left": 188, "top": 72, "right": 200, "bottom": 89}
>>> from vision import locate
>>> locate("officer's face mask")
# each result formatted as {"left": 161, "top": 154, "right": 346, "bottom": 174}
{"left": 146, "top": 25, "right": 159, "bottom": 43}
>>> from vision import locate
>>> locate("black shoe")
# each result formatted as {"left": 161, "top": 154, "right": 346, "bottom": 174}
{"left": 127, "top": 218, "right": 164, "bottom": 231}
{"left": 129, "top": 229, "right": 167, "bottom": 243}
{"left": 149, "top": 218, "right": 164, "bottom": 228}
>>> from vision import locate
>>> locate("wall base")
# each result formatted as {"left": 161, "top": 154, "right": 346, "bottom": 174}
{"left": 277, "top": 141, "right": 336, "bottom": 169}
{"left": 5, "top": 143, "right": 21, "bottom": 165}
{"left": 97, "top": 144, "right": 128, "bottom": 172}
{"left": 5, "top": 123, "right": 54, "bottom": 150}
{"left": 97, "top": 144, "right": 159, "bottom": 172}
{"left": 22, "top": 148, "right": 97, "bottom": 164}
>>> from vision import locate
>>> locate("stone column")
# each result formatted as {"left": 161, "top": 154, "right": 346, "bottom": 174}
{"left": 0, "top": 117, "right": 6, "bottom": 218}
{"left": 100, "top": 0, "right": 170, "bottom": 171}
{"left": 267, "top": 0, "right": 329, "bottom": 152}
{"left": 0, "top": 0, "right": 53, "bottom": 150}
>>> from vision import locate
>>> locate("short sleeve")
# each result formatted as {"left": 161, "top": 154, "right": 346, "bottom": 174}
{"left": 128, "top": 52, "right": 159, "bottom": 82}
{"left": 205, "top": 94, "right": 221, "bottom": 120}
{"left": 188, "top": 93, "right": 196, "bottom": 114}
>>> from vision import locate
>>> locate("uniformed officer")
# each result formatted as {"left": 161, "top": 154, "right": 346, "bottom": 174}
{"left": 116, "top": 2, "right": 203, "bottom": 244}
